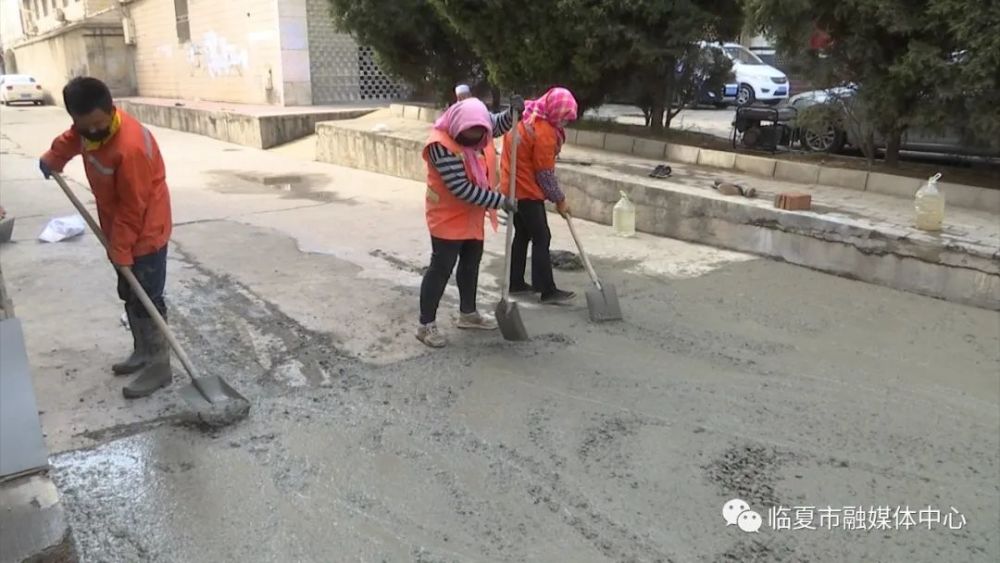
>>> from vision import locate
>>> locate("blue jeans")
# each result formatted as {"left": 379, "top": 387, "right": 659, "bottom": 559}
{"left": 117, "top": 246, "right": 168, "bottom": 319}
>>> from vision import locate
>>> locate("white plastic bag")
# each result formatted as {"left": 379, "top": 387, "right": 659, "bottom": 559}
{"left": 38, "top": 214, "right": 86, "bottom": 243}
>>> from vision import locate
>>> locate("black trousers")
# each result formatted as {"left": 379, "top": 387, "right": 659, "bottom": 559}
{"left": 510, "top": 199, "right": 556, "bottom": 295}
{"left": 116, "top": 245, "right": 168, "bottom": 319}
{"left": 419, "top": 237, "right": 483, "bottom": 325}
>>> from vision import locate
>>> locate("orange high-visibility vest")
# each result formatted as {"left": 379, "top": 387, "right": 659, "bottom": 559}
{"left": 421, "top": 129, "right": 499, "bottom": 241}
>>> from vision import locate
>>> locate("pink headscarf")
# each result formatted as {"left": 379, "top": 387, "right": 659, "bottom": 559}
{"left": 433, "top": 98, "right": 493, "bottom": 189}
{"left": 523, "top": 87, "right": 579, "bottom": 143}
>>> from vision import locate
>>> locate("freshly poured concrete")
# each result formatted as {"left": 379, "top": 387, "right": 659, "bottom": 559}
{"left": 1, "top": 105, "right": 998, "bottom": 562}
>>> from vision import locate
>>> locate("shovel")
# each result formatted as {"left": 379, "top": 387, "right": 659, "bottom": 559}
{"left": 50, "top": 172, "right": 250, "bottom": 425}
{"left": 564, "top": 215, "right": 623, "bottom": 322}
{"left": 495, "top": 126, "right": 529, "bottom": 341}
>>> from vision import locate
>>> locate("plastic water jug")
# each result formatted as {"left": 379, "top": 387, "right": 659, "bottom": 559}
{"left": 914, "top": 173, "right": 944, "bottom": 231}
{"left": 613, "top": 191, "right": 636, "bottom": 237}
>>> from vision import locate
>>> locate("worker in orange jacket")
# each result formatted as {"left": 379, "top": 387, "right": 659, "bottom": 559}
{"left": 500, "top": 87, "right": 578, "bottom": 304}
{"left": 39, "top": 77, "right": 174, "bottom": 399}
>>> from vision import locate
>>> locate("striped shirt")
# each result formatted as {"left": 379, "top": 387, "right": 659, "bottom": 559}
{"left": 427, "top": 108, "right": 516, "bottom": 209}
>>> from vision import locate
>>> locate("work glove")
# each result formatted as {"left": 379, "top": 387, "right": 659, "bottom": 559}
{"left": 509, "top": 95, "right": 525, "bottom": 121}
{"left": 39, "top": 158, "right": 53, "bottom": 179}
{"left": 502, "top": 196, "right": 518, "bottom": 214}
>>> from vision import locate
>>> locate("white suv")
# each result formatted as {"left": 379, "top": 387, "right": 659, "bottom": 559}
{"left": 702, "top": 42, "right": 790, "bottom": 106}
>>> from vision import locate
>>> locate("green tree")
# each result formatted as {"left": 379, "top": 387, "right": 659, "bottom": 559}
{"left": 428, "top": 1, "right": 629, "bottom": 110}
{"left": 327, "top": 0, "right": 483, "bottom": 104}
{"left": 432, "top": 0, "right": 741, "bottom": 131}
{"left": 744, "top": 0, "right": 999, "bottom": 165}
{"left": 925, "top": 0, "right": 1000, "bottom": 149}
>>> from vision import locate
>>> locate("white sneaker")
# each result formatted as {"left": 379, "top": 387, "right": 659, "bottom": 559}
{"left": 456, "top": 311, "right": 498, "bottom": 330}
{"left": 416, "top": 323, "right": 447, "bottom": 348}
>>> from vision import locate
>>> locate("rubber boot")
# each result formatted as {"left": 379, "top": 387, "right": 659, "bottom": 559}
{"left": 123, "top": 317, "right": 172, "bottom": 399}
{"left": 112, "top": 306, "right": 148, "bottom": 375}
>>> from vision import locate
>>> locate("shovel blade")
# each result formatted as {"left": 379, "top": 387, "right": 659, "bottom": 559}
{"left": 495, "top": 298, "right": 529, "bottom": 341}
{"left": 179, "top": 375, "right": 248, "bottom": 406}
{"left": 585, "top": 283, "right": 623, "bottom": 322}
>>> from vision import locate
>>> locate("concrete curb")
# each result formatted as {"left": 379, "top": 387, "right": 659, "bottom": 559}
{"left": 119, "top": 100, "right": 374, "bottom": 149}
{"left": 388, "top": 103, "right": 999, "bottom": 213}
{"left": 314, "top": 120, "right": 999, "bottom": 310}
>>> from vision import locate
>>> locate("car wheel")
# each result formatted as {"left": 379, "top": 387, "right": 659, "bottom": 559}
{"left": 736, "top": 84, "right": 755, "bottom": 106}
{"left": 802, "top": 124, "right": 846, "bottom": 153}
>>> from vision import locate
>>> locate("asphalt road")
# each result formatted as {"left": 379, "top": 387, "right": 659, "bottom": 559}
{"left": 1, "top": 104, "right": 997, "bottom": 562}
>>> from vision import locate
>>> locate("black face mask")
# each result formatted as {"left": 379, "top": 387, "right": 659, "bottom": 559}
{"left": 456, "top": 134, "right": 483, "bottom": 147}
{"left": 77, "top": 127, "right": 111, "bottom": 142}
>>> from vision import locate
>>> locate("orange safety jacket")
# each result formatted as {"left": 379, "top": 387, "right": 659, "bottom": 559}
{"left": 421, "top": 130, "right": 499, "bottom": 241}
{"left": 500, "top": 120, "right": 560, "bottom": 202}
{"left": 41, "top": 109, "right": 172, "bottom": 266}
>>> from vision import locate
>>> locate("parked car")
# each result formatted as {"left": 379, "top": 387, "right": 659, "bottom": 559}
{"left": 676, "top": 53, "right": 738, "bottom": 108}
{"left": 696, "top": 81, "right": 739, "bottom": 107}
{"left": 0, "top": 74, "right": 45, "bottom": 106}
{"left": 790, "top": 86, "right": 999, "bottom": 157}
{"left": 701, "top": 42, "right": 789, "bottom": 106}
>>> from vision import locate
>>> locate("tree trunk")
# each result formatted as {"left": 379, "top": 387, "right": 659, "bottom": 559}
{"left": 662, "top": 59, "right": 678, "bottom": 131}
{"left": 666, "top": 108, "right": 683, "bottom": 129}
{"left": 649, "top": 103, "right": 666, "bottom": 132}
{"left": 862, "top": 132, "right": 876, "bottom": 170}
{"left": 490, "top": 85, "right": 501, "bottom": 111}
{"left": 885, "top": 129, "right": 902, "bottom": 167}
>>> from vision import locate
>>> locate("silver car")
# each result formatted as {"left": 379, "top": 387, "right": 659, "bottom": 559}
{"left": 790, "top": 87, "right": 998, "bottom": 158}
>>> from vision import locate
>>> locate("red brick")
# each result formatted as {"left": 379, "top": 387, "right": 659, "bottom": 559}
{"left": 774, "top": 192, "right": 812, "bottom": 211}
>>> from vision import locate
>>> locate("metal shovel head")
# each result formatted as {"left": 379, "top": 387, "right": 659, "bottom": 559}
{"left": 179, "top": 375, "right": 251, "bottom": 428}
{"left": 495, "top": 298, "right": 529, "bottom": 341}
{"left": 585, "top": 283, "right": 623, "bottom": 322}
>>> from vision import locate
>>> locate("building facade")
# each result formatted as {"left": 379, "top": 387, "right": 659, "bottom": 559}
{"left": 2, "top": 0, "right": 133, "bottom": 101}
{"left": 1, "top": 0, "right": 402, "bottom": 106}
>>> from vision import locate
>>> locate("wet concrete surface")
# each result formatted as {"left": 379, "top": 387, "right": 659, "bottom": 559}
{"left": 1, "top": 106, "right": 998, "bottom": 562}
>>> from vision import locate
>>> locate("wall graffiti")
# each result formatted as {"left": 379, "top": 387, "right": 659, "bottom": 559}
{"left": 186, "top": 32, "right": 248, "bottom": 77}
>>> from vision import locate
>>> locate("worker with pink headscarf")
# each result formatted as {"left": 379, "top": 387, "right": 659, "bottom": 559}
{"left": 416, "top": 95, "right": 524, "bottom": 348}
{"left": 500, "top": 87, "right": 579, "bottom": 305}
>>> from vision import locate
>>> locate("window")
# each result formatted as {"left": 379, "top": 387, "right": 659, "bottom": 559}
{"left": 174, "top": 0, "right": 190, "bottom": 43}
{"left": 41, "top": 0, "right": 48, "bottom": 17}
{"left": 722, "top": 45, "right": 765, "bottom": 66}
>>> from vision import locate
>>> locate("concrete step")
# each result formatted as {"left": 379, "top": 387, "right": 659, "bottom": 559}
{"left": 117, "top": 98, "right": 378, "bottom": 150}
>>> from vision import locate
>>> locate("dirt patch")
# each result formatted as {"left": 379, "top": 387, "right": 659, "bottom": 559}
{"left": 551, "top": 250, "right": 583, "bottom": 271}
{"left": 703, "top": 443, "right": 796, "bottom": 508}
{"left": 204, "top": 170, "right": 353, "bottom": 204}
